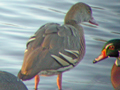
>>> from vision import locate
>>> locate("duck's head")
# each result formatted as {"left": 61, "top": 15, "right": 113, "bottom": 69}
{"left": 93, "top": 39, "right": 120, "bottom": 66}
{"left": 64, "top": 2, "right": 98, "bottom": 26}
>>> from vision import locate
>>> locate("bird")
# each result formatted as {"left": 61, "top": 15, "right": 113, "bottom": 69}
{"left": 0, "top": 71, "right": 28, "bottom": 90}
{"left": 18, "top": 2, "right": 98, "bottom": 90}
{"left": 93, "top": 39, "right": 120, "bottom": 90}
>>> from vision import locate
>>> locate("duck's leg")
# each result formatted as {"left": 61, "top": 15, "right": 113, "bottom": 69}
{"left": 57, "top": 73, "right": 62, "bottom": 90}
{"left": 35, "top": 75, "right": 40, "bottom": 90}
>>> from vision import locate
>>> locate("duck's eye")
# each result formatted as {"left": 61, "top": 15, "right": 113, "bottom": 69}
{"left": 87, "top": 7, "right": 91, "bottom": 14}
{"left": 109, "top": 45, "right": 115, "bottom": 50}
{"left": 87, "top": 10, "right": 90, "bottom": 14}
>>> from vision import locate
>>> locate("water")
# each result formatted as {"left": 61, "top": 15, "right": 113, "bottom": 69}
{"left": 0, "top": 0, "right": 120, "bottom": 90}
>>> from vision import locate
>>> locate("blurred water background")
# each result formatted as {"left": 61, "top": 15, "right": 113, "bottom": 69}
{"left": 0, "top": 0, "right": 120, "bottom": 90}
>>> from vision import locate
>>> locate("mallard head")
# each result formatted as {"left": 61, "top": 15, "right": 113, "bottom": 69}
{"left": 93, "top": 39, "right": 120, "bottom": 66}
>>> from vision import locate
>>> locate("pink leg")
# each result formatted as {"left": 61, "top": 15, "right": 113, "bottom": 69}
{"left": 35, "top": 75, "right": 40, "bottom": 90}
{"left": 57, "top": 73, "right": 62, "bottom": 90}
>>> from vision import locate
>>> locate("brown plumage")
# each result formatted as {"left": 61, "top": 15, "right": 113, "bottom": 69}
{"left": 0, "top": 71, "right": 28, "bottom": 90}
{"left": 111, "top": 64, "right": 120, "bottom": 90}
{"left": 18, "top": 2, "right": 98, "bottom": 89}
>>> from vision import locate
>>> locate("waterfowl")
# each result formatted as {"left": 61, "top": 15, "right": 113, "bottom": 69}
{"left": 0, "top": 71, "right": 28, "bottom": 90}
{"left": 18, "top": 2, "right": 98, "bottom": 90}
{"left": 93, "top": 39, "right": 120, "bottom": 89}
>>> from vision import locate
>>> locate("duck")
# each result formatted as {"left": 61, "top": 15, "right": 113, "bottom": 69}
{"left": 18, "top": 2, "right": 98, "bottom": 90}
{"left": 93, "top": 39, "right": 120, "bottom": 90}
{"left": 0, "top": 71, "right": 28, "bottom": 90}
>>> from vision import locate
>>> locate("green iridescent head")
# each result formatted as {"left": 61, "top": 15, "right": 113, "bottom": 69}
{"left": 93, "top": 39, "right": 120, "bottom": 66}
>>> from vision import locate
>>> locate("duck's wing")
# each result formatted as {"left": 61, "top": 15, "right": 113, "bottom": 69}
{"left": 19, "top": 23, "right": 82, "bottom": 80}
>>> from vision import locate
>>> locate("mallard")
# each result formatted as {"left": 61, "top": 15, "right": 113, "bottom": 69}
{"left": 93, "top": 39, "right": 120, "bottom": 90}
{"left": 18, "top": 2, "right": 98, "bottom": 90}
{"left": 0, "top": 71, "right": 28, "bottom": 90}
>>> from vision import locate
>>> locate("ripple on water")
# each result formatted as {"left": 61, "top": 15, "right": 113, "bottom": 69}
{"left": 0, "top": 0, "right": 119, "bottom": 90}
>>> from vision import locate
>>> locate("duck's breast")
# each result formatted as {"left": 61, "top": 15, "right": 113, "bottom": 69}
{"left": 111, "top": 64, "right": 120, "bottom": 89}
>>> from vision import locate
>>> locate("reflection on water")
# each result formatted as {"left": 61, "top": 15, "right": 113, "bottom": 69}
{"left": 111, "top": 31, "right": 120, "bottom": 35}
{"left": 93, "top": 38, "right": 107, "bottom": 42}
{"left": 0, "top": 0, "right": 120, "bottom": 90}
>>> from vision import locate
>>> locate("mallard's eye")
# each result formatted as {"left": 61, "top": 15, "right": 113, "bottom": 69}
{"left": 109, "top": 45, "right": 115, "bottom": 50}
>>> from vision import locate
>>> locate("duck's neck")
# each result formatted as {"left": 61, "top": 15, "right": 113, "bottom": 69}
{"left": 115, "top": 51, "right": 120, "bottom": 66}
{"left": 64, "top": 20, "right": 77, "bottom": 25}
{"left": 111, "top": 64, "right": 120, "bottom": 89}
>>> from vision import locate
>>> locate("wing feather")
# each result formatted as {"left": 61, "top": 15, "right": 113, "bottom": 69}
{"left": 21, "top": 23, "right": 82, "bottom": 77}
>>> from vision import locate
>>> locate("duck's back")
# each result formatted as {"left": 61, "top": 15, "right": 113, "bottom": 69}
{"left": 20, "top": 23, "right": 85, "bottom": 79}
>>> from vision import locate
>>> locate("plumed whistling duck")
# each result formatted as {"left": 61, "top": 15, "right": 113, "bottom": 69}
{"left": 0, "top": 71, "right": 28, "bottom": 90}
{"left": 18, "top": 2, "right": 98, "bottom": 90}
{"left": 93, "top": 39, "right": 120, "bottom": 90}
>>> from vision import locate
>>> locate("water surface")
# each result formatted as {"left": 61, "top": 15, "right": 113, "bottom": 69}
{"left": 0, "top": 0, "right": 120, "bottom": 90}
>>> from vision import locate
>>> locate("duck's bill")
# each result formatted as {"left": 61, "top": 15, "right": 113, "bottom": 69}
{"left": 89, "top": 17, "right": 98, "bottom": 26}
{"left": 93, "top": 49, "right": 108, "bottom": 64}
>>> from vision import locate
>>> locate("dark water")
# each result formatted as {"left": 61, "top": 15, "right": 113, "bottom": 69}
{"left": 0, "top": 0, "right": 120, "bottom": 90}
